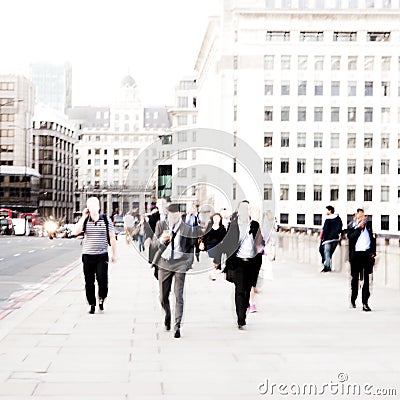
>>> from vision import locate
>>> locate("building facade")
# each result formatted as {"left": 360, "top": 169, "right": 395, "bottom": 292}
{"left": 195, "top": 0, "right": 400, "bottom": 234}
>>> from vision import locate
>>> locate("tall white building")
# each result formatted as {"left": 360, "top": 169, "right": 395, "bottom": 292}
{"left": 195, "top": 0, "right": 400, "bottom": 234}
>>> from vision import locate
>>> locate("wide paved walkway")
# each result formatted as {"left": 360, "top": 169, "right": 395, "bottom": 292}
{"left": 0, "top": 239, "right": 399, "bottom": 399}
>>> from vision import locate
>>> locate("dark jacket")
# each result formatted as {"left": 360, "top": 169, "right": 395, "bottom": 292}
{"left": 321, "top": 214, "right": 343, "bottom": 244}
{"left": 223, "top": 213, "right": 264, "bottom": 270}
{"left": 202, "top": 223, "right": 226, "bottom": 250}
{"left": 347, "top": 220, "right": 376, "bottom": 263}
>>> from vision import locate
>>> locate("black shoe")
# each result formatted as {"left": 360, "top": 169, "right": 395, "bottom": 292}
{"left": 99, "top": 298, "right": 104, "bottom": 311}
{"left": 363, "top": 304, "right": 372, "bottom": 312}
{"left": 350, "top": 300, "right": 356, "bottom": 308}
{"left": 174, "top": 329, "right": 181, "bottom": 338}
{"left": 238, "top": 325, "right": 246, "bottom": 330}
{"left": 320, "top": 268, "right": 331, "bottom": 273}
{"left": 165, "top": 318, "right": 171, "bottom": 331}
{"left": 89, "top": 305, "right": 95, "bottom": 314}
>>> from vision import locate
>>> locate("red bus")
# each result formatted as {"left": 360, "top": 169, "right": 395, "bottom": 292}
{"left": 19, "top": 212, "right": 40, "bottom": 226}
{"left": 0, "top": 208, "right": 18, "bottom": 235}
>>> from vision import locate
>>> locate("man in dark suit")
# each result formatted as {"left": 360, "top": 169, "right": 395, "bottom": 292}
{"left": 154, "top": 204, "right": 195, "bottom": 338}
{"left": 347, "top": 208, "right": 376, "bottom": 311}
{"left": 182, "top": 204, "right": 201, "bottom": 262}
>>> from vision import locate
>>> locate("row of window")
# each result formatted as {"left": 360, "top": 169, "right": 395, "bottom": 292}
{"left": 278, "top": 213, "right": 394, "bottom": 231}
{"left": 263, "top": 106, "right": 397, "bottom": 123}
{"left": 265, "top": 31, "right": 391, "bottom": 42}
{"left": 0, "top": 82, "right": 15, "bottom": 91}
{"left": 264, "top": 80, "right": 397, "bottom": 97}
{"left": 264, "top": 131, "right": 398, "bottom": 148}
{"left": 263, "top": 158, "right": 395, "bottom": 174}
{"left": 83, "top": 134, "right": 154, "bottom": 143}
{"left": 264, "top": 184, "right": 396, "bottom": 202}
{"left": 265, "top": 0, "right": 395, "bottom": 10}
{"left": 262, "top": 55, "right": 398, "bottom": 71}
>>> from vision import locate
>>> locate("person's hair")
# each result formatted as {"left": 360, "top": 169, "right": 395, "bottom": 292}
{"left": 357, "top": 208, "right": 364, "bottom": 213}
{"left": 326, "top": 205, "right": 335, "bottom": 214}
{"left": 210, "top": 212, "right": 223, "bottom": 227}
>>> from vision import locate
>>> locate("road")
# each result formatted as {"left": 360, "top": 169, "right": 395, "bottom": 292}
{"left": 0, "top": 236, "right": 81, "bottom": 315}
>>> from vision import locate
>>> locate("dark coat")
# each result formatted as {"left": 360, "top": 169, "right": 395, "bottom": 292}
{"left": 321, "top": 215, "right": 343, "bottom": 243}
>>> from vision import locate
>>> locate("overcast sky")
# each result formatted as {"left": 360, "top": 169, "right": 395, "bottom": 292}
{"left": 1, "top": 0, "right": 220, "bottom": 107}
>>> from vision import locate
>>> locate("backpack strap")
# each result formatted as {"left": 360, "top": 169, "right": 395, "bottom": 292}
{"left": 83, "top": 214, "right": 111, "bottom": 246}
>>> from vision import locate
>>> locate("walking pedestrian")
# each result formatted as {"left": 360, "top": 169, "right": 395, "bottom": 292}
{"left": 123, "top": 212, "right": 134, "bottom": 244}
{"left": 347, "top": 208, "right": 376, "bottom": 311}
{"left": 154, "top": 203, "right": 196, "bottom": 338}
{"left": 74, "top": 197, "right": 117, "bottom": 314}
{"left": 223, "top": 200, "right": 264, "bottom": 330}
{"left": 182, "top": 204, "right": 201, "bottom": 262}
{"left": 200, "top": 213, "right": 227, "bottom": 280}
{"left": 320, "top": 205, "right": 343, "bottom": 272}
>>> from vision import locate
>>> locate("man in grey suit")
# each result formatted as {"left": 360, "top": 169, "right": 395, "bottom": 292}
{"left": 154, "top": 204, "right": 195, "bottom": 338}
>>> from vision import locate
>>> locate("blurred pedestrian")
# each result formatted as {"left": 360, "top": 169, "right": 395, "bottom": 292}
{"left": 347, "top": 208, "right": 376, "bottom": 311}
{"left": 182, "top": 204, "right": 201, "bottom": 262}
{"left": 123, "top": 212, "right": 134, "bottom": 244}
{"left": 74, "top": 197, "right": 117, "bottom": 314}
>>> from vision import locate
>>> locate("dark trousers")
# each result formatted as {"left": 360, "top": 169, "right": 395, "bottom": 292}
{"left": 234, "top": 258, "right": 257, "bottom": 326}
{"left": 82, "top": 253, "right": 109, "bottom": 306}
{"left": 158, "top": 266, "right": 186, "bottom": 331}
{"left": 350, "top": 251, "right": 371, "bottom": 305}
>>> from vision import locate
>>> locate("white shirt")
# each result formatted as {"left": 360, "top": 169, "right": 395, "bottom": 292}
{"left": 355, "top": 227, "right": 371, "bottom": 252}
{"left": 161, "top": 219, "right": 183, "bottom": 260}
{"left": 237, "top": 222, "right": 256, "bottom": 259}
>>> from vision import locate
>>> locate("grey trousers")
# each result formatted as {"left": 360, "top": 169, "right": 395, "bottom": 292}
{"left": 158, "top": 266, "right": 186, "bottom": 331}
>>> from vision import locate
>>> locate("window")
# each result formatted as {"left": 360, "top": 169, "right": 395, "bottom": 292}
{"left": 331, "top": 56, "right": 340, "bottom": 70}
{"left": 331, "top": 133, "right": 339, "bottom": 148}
{"left": 266, "top": 31, "right": 290, "bottom": 41}
{"left": 330, "top": 186, "right": 339, "bottom": 201}
{"left": 367, "top": 32, "right": 390, "bottom": 42}
{"left": 314, "top": 185, "right": 322, "bottom": 201}
{"left": 298, "top": 56, "right": 308, "bottom": 70}
{"left": 265, "top": 80, "right": 273, "bottom": 95}
{"left": 382, "top": 108, "right": 390, "bottom": 123}
{"left": 314, "top": 107, "right": 323, "bottom": 122}
{"left": 364, "top": 187, "right": 373, "bottom": 201}
{"left": 233, "top": 55, "right": 238, "bottom": 69}
{"left": 331, "top": 107, "right": 340, "bottom": 122}
{"left": 314, "top": 81, "right": 323, "bottom": 96}
{"left": 297, "top": 159, "right": 306, "bottom": 173}
{"left": 382, "top": 56, "right": 391, "bottom": 71}
{"left": 347, "top": 186, "right": 356, "bottom": 201}
{"left": 331, "top": 81, "right": 340, "bottom": 96}
{"left": 348, "top": 133, "right": 356, "bottom": 148}
{"left": 281, "top": 159, "right": 289, "bottom": 173}
{"left": 297, "top": 185, "right": 306, "bottom": 201}
{"left": 281, "top": 81, "right": 290, "bottom": 95}
{"left": 334, "top": 32, "right": 357, "bottom": 42}
{"left": 280, "top": 185, "right": 289, "bottom": 200}
{"left": 364, "top": 56, "right": 374, "bottom": 70}
{"left": 314, "top": 133, "right": 323, "bottom": 148}
{"left": 314, "top": 56, "right": 324, "bottom": 70}
{"left": 297, "top": 132, "right": 306, "bottom": 147}
{"left": 264, "top": 158, "right": 272, "bottom": 173}
{"left": 364, "top": 159, "right": 373, "bottom": 174}
{"left": 264, "top": 132, "right": 273, "bottom": 147}
{"left": 314, "top": 159, "right": 323, "bottom": 174}
{"left": 314, "top": 214, "right": 322, "bottom": 226}
{"left": 281, "top": 56, "right": 291, "bottom": 70}
{"left": 298, "top": 81, "right": 307, "bottom": 95}
{"left": 348, "top": 159, "right": 356, "bottom": 174}
{"left": 381, "top": 159, "right": 390, "bottom": 174}
{"left": 381, "top": 133, "right": 390, "bottom": 149}
{"left": 381, "top": 215, "right": 389, "bottom": 231}
{"left": 366, "top": 0, "right": 374, "bottom": 7}
{"left": 114, "top": 159, "right": 119, "bottom": 165}
{"left": 348, "top": 56, "right": 357, "bottom": 70}
{"left": 298, "top": 107, "right": 306, "bottom": 121}
{"left": 364, "top": 108, "right": 373, "bottom": 122}
{"left": 264, "top": 107, "right": 273, "bottom": 121}
{"left": 331, "top": 159, "right": 339, "bottom": 174}
{"left": 178, "top": 97, "right": 188, "bottom": 108}
{"left": 300, "top": 32, "right": 324, "bottom": 42}
{"left": 383, "top": 0, "right": 391, "bottom": 8}
{"left": 264, "top": 185, "right": 273, "bottom": 200}
{"left": 178, "top": 150, "right": 187, "bottom": 160}
{"left": 348, "top": 107, "right": 356, "bottom": 122}
{"left": 281, "top": 132, "right": 289, "bottom": 147}
{"left": 280, "top": 213, "right": 289, "bottom": 224}
{"left": 297, "top": 214, "right": 305, "bottom": 225}
{"left": 264, "top": 55, "right": 274, "bottom": 69}
{"left": 382, "top": 82, "right": 390, "bottom": 96}
{"left": 281, "top": 106, "right": 290, "bottom": 121}
{"left": 178, "top": 168, "right": 187, "bottom": 178}
{"left": 233, "top": 106, "right": 237, "bottom": 121}
{"left": 381, "top": 187, "right": 389, "bottom": 202}
{"left": 178, "top": 131, "right": 187, "bottom": 142}
{"left": 348, "top": 81, "right": 356, "bottom": 96}
{"left": 365, "top": 81, "right": 373, "bottom": 96}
